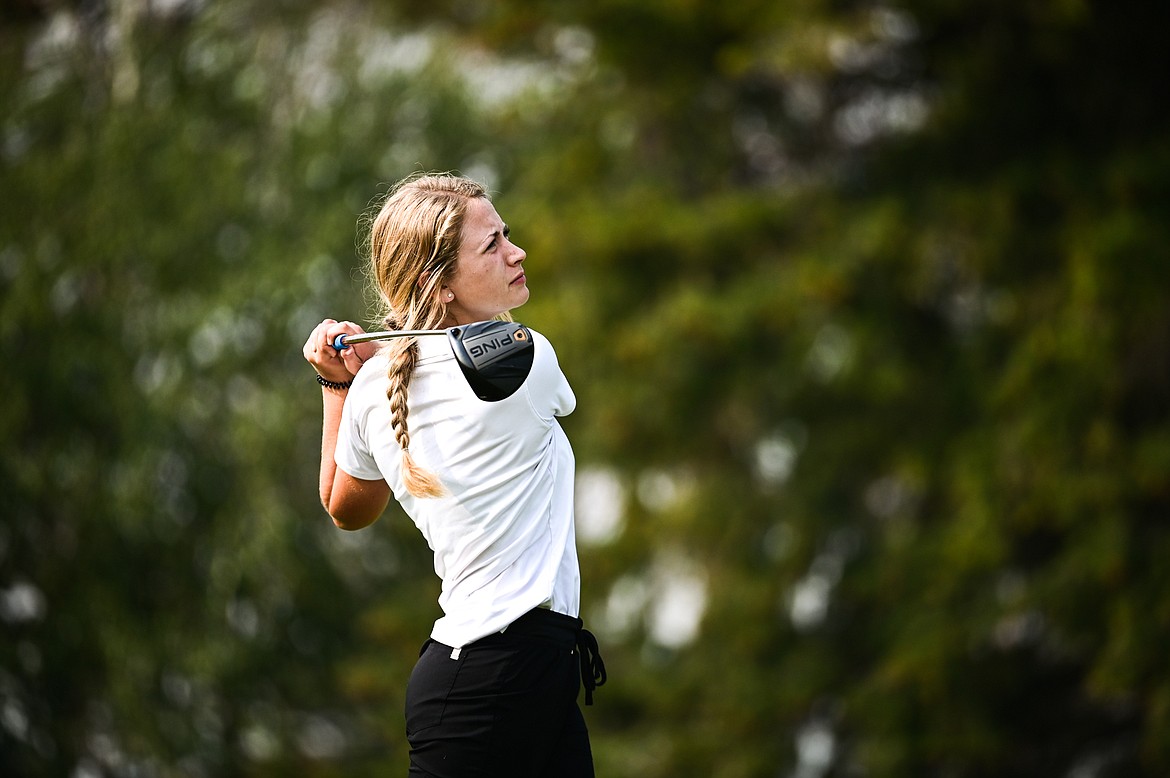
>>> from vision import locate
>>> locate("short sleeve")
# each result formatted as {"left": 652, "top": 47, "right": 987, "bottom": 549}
{"left": 334, "top": 394, "right": 383, "bottom": 480}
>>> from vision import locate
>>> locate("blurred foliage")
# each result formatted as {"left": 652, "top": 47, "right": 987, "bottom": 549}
{"left": 2, "top": 0, "right": 1168, "bottom": 776}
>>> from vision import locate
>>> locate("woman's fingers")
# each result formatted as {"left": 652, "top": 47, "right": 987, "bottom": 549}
{"left": 329, "top": 321, "right": 372, "bottom": 374}
{"left": 304, "top": 319, "right": 353, "bottom": 380}
{"left": 304, "top": 318, "right": 378, "bottom": 383}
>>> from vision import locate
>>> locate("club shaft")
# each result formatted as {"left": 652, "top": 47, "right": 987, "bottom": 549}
{"left": 332, "top": 329, "right": 447, "bottom": 350}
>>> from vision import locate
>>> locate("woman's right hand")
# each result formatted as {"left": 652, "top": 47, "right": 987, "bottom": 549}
{"left": 303, "top": 319, "right": 372, "bottom": 383}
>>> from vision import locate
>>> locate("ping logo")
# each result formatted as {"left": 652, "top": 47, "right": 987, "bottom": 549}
{"left": 469, "top": 333, "right": 519, "bottom": 359}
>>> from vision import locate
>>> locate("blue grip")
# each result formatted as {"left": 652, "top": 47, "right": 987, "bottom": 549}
{"left": 332, "top": 334, "right": 348, "bottom": 351}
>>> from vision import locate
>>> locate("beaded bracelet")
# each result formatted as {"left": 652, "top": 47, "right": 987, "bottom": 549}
{"left": 316, "top": 374, "right": 353, "bottom": 390}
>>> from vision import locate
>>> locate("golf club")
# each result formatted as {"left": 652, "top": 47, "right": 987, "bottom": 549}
{"left": 332, "top": 320, "right": 534, "bottom": 402}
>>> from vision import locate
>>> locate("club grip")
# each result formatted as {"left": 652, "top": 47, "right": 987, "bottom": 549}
{"left": 332, "top": 334, "right": 348, "bottom": 351}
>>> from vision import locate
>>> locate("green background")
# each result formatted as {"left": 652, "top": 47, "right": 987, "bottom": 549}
{"left": 2, "top": 0, "right": 1168, "bottom": 775}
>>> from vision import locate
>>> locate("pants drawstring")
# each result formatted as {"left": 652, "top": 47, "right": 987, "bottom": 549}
{"left": 576, "top": 628, "right": 607, "bottom": 705}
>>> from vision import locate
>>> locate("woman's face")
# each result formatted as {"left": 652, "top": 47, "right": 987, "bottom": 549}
{"left": 442, "top": 197, "right": 528, "bottom": 325}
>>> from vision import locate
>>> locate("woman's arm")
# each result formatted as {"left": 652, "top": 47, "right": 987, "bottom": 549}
{"left": 304, "top": 319, "right": 391, "bottom": 530}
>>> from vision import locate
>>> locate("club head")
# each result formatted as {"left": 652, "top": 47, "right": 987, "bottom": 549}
{"left": 446, "top": 321, "right": 535, "bottom": 401}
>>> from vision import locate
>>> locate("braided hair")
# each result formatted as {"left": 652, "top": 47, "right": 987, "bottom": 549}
{"left": 365, "top": 173, "right": 489, "bottom": 497}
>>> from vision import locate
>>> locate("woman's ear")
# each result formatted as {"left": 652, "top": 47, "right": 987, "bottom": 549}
{"left": 418, "top": 271, "right": 455, "bottom": 308}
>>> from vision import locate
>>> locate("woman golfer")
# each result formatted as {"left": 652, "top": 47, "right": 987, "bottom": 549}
{"left": 302, "top": 173, "right": 604, "bottom": 777}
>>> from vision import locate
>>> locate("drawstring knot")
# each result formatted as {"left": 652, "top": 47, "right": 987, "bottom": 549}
{"left": 576, "top": 628, "right": 607, "bottom": 705}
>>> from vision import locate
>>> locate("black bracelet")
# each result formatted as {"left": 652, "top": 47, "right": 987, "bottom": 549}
{"left": 316, "top": 374, "right": 353, "bottom": 390}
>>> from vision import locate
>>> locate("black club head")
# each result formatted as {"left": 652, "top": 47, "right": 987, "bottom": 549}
{"left": 446, "top": 321, "right": 535, "bottom": 401}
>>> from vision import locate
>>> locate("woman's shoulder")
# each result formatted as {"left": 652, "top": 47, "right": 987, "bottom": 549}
{"left": 526, "top": 326, "right": 560, "bottom": 358}
{"left": 520, "top": 325, "right": 575, "bottom": 417}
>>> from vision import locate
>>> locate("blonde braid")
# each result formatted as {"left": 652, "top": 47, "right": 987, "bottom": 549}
{"left": 386, "top": 340, "right": 445, "bottom": 498}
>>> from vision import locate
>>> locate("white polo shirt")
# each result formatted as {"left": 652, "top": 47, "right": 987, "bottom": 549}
{"left": 334, "top": 328, "right": 580, "bottom": 648}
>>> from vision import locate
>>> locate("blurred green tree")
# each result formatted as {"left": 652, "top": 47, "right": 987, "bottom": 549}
{"left": 2, "top": 0, "right": 1167, "bottom": 776}
{"left": 0, "top": 2, "right": 501, "bottom": 774}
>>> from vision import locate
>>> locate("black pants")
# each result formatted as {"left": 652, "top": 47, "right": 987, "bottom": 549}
{"left": 406, "top": 609, "right": 598, "bottom": 777}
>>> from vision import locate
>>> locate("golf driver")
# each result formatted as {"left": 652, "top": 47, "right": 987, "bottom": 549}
{"left": 332, "top": 320, "right": 534, "bottom": 402}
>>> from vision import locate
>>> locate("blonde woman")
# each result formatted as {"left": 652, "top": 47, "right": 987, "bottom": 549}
{"left": 302, "top": 173, "right": 604, "bottom": 777}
